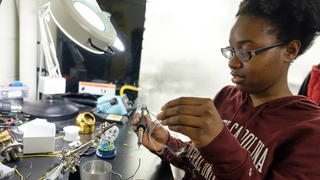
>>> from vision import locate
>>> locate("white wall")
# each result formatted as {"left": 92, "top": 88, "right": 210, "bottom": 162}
{"left": 0, "top": 0, "right": 19, "bottom": 86}
{"left": 139, "top": 0, "right": 320, "bottom": 114}
{"left": 19, "top": 0, "right": 38, "bottom": 100}
{"left": 0, "top": 0, "right": 39, "bottom": 101}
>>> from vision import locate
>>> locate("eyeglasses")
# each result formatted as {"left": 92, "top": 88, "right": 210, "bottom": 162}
{"left": 221, "top": 42, "right": 287, "bottom": 62}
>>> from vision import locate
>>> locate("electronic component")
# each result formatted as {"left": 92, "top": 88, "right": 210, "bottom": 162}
{"left": 0, "top": 117, "right": 24, "bottom": 161}
{"left": 0, "top": 82, "right": 26, "bottom": 114}
{"left": 92, "top": 96, "right": 128, "bottom": 124}
{"left": 96, "top": 97, "right": 118, "bottom": 113}
{"left": 0, "top": 140, "right": 23, "bottom": 161}
{"left": 137, "top": 105, "right": 147, "bottom": 147}
{"left": 0, "top": 84, "right": 28, "bottom": 100}
{"left": 0, "top": 101, "right": 22, "bottom": 113}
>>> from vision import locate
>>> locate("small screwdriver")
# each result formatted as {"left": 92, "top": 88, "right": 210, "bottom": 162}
{"left": 137, "top": 105, "right": 147, "bottom": 147}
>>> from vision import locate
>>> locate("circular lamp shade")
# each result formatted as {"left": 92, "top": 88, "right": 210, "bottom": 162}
{"left": 50, "top": 0, "right": 117, "bottom": 54}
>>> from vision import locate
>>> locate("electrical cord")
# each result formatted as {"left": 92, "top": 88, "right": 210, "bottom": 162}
{"left": 54, "top": 136, "right": 64, "bottom": 140}
{"left": 37, "top": 165, "right": 60, "bottom": 180}
{"left": 14, "top": 168, "right": 24, "bottom": 180}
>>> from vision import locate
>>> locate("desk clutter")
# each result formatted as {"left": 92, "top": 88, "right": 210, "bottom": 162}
{"left": 0, "top": 82, "right": 142, "bottom": 179}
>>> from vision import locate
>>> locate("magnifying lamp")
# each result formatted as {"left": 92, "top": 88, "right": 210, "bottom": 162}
{"left": 50, "top": 0, "right": 117, "bottom": 54}
{"left": 22, "top": 0, "right": 118, "bottom": 121}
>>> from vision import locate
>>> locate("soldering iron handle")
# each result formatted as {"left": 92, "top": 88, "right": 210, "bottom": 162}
{"left": 137, "top": 107, "right": 147, "bottom": 130}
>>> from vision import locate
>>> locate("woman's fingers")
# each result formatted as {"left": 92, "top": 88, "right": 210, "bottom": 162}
{"left": 157, "top": 97, "right": 224, "bottom": 148}
{"left": 167, "top": 125, "right": 198, "bottom": 139}
{"left": 161, "top": 97, "right": 212, "bottom": 111}
{"left": 157, "top": 105, "right": 204, "bottom": 120}
{"left": 161, "top": 115, "right": 203, "bottom": 128}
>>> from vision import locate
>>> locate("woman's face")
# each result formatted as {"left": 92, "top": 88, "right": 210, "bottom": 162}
{"left": 228, "top": 15, "right": 289, "bottom": 94}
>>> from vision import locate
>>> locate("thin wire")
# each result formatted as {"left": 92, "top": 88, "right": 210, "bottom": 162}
{"left": 145, "top": 107, "right": 161, "bottom": 132}
{"left": 112, "top": 170, "right": 123, "bottom": 179}
{"left": 125, "top": 158, "right": 141, "bottom": 180}
{"left": 95, "top": 158, "right": 141, "bottom": 180}
{"left": 37, "top": 165, "right": 59, "bottom": 180}
{"left": 137, "top": 106, "right": 200, "bottom": 174}
{"left": 14, "top": 168, "right": 24, "bottom": 180}
{"left": 143, "top": 108, "right": 193, "bottom": 161}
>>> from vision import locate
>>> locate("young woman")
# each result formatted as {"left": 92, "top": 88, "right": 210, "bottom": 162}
{"left": 134, "top": 0, "right": 320, "bottom": 179}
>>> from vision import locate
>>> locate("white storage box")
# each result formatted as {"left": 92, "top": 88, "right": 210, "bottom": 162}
{"left": 39, "top": 76, "right": 66, "bottom": 94}
{"left": 19, "top": 119, "right": 56, "bottom": 154}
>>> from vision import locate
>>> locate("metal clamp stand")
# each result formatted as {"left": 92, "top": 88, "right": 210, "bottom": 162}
{"left": 43, "top": 123, "right": 116, "bottom": 180}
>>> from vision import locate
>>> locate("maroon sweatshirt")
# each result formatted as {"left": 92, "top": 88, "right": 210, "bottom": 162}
{"left": 155, "top": 86, "right": 320, "bottom": 179}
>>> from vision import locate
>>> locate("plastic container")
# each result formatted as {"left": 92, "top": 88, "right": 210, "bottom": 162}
{"left": 81, "top": 160, "right": 112, "bottom": 180}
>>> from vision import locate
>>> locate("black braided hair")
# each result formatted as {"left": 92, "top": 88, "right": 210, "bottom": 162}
{"left": 237, "top": 0, "right": 320, "bottom": 56}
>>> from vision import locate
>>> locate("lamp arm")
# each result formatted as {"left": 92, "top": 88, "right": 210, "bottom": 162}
{"left": 44, "top": 15, "right": 62, "bottom": 76}
{"left": 38, "top": 4, "right": 62, "bottom": 78}
{"left": 39, "top": 17, "right": 54, "bottom": 77}
{"left": 39, "top": 16, "right": 53, "bottom": 77}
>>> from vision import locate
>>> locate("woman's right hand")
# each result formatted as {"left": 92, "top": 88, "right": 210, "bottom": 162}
{"left": 133, "top": 113, "right": 170, "bottom": 152}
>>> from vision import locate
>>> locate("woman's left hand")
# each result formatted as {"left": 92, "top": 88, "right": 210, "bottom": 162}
{"left": 157, "top": 97, "right": 224, "bottom": 148}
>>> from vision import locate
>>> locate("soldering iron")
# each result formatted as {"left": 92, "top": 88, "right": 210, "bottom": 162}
{"left": 137, "top": 105, "right": 147, "bottom": 147}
